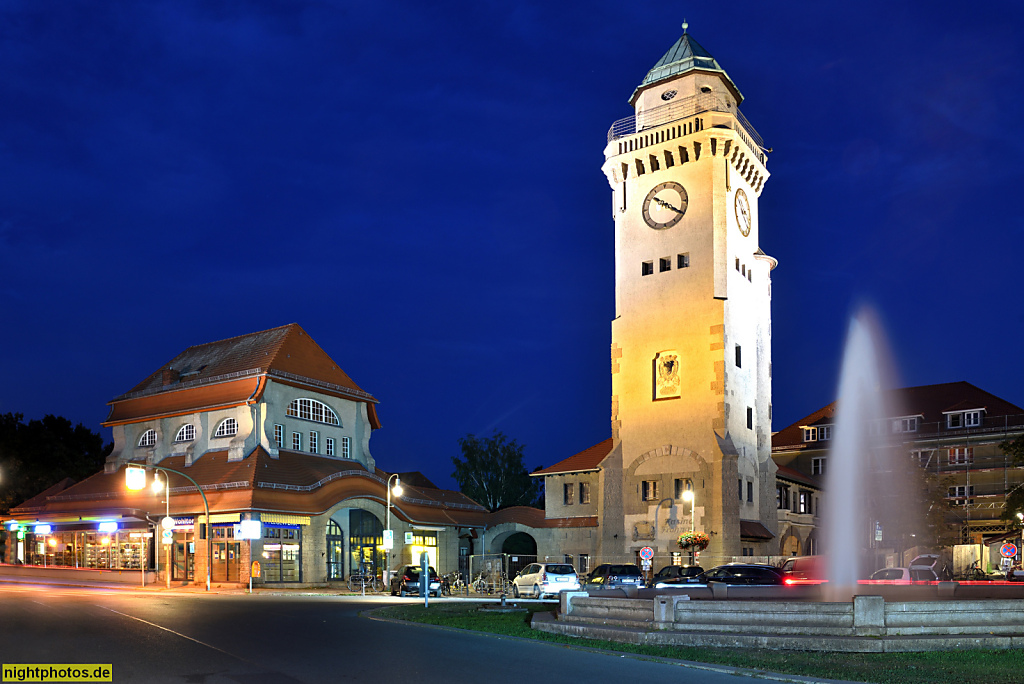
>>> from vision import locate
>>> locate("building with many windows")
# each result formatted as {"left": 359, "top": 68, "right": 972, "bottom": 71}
{"left": 772, "top": 381, "right": 1024, "bottom": 555}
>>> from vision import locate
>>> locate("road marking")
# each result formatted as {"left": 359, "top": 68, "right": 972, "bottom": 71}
{"left": 96, "top": 605, "right": 251, "bottom": 664}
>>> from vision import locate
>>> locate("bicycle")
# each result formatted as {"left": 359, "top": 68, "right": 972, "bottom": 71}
{"left": 472, "top": 573, "right": 492, "bottom": 594}
{"left": 348, "top": 566, "right": 381, "bottom": 593}
{"left": 448, "top": 572, "right": 467, "bottom": 594}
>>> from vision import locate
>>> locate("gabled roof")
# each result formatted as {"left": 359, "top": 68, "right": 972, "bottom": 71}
{"left": 772, "top": 381, "right": 1024, "bottom": 450}
{"left": 104, "top": 324, "right": 378, "bottom": 426}
{"left": 630, "top": 30, "right": 742, "bottom": 105}
{"left": 531, "top": 438, "right": 613, "bottom": 476}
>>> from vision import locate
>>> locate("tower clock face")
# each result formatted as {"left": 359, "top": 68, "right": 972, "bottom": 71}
{"left": 642, "top": 181, "right": 688, "bottom": 230}
{"left": 735, "top": 188, "right": 751, "bottom": 237}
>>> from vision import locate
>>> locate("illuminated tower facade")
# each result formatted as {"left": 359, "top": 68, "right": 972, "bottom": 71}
{"left": 599, "top": 26, "right": 778, "bottom": 560}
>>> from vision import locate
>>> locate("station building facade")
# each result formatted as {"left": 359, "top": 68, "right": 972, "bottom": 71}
{"left": 2, "top": 325, "right": 498, "bottom": 585}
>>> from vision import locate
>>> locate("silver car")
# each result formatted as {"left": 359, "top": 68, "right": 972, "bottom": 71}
{"left": 512, "top": 563, "right": 580, "bottom": 598}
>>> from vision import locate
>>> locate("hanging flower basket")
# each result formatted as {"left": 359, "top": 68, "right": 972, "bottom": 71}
{"left": 677, "top": 531, "right": 710, "bottom": 551}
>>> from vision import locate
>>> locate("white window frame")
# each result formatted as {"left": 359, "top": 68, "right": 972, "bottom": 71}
{"left": 325, "top": 437, "right": 335, "bottom": 456}
{"left": 642, "top": 480, "right": 659, "bottom": 501}
{"left": 892, "top": 416, "right": 919, "bottom": 433}
{"left": 341, "top": 436, "right": 351, "bottom": 459}
{"left": 292, "top": 432, "right": 301, "bottom": 451}
{"left": 811, "top": 457, "right": 826, "bottom": 475}
{"left": 213, "top": 418, "right": 237, "bottom": 438}
{"left": 802, "top": 427, "right": 817, "bottom": 442}
{"left": 964, "top": 411, "right": 981, "bottom": 427}
{"left": 949, "top": 485, "right": 974, "bottom": 501}
{"left": 273, "top": 424, "right": 284, "bottom": 448}
{"left": 285, "top": 398, "right": 340, "bottom": 426}
{"left": 309, "top": 431, "right": 319, "bottom": 454}
{"left": 138, "top": 429, "right": 157, "bottom": 447}
{"left": 818, "top": 425, "right": 832, "bottom": 441}
{"left": 174, "top": 424, "right": 195, "bottom": 442}
{"left": 948, "top": 447, "right": 973, "bottom": 465}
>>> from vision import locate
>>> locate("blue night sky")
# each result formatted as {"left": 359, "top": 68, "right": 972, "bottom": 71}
{"left": 2, "top": 1, "right": 1022, "bottom": 490}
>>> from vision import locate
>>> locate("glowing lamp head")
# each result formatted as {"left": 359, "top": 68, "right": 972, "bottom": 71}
{"left": 391, "top": 475, "right": 403, "bottom": 498}
{"left": 1017, "top": 512, "right": 1023, "bottom": 521}
{"left": 681, "top": 490, "right": 694, "bottom": 503}
{"left": 47, "top": 537, "right": 57, "bottom": 547}
{"left": 126, "top": 466, "right": 147, "bottom": 491}
{"left": 100, "top": 537, "right": 110, "bottom": 546}
{"left": 151, "top": 474, "right": 164, "bottom": 493}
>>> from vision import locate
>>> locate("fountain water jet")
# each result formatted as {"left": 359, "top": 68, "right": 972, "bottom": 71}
{"left": 821, "top": 309, "right": 917, "bottom": 601}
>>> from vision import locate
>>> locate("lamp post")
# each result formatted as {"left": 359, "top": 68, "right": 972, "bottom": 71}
{"left": 152, "top": 474, "right": 172, "bottom": 588}
{"left": 681, "top": 489, "right": 696, "bottom": 563}
{"left": 385, "top": 475, "right": 403, "bottom": 587}
{"left": 127, "top": 464, "right": 212, "bottom": 591}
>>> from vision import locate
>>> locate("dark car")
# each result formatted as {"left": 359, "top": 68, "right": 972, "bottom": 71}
{"left": 702, "top": 563, "right": 785, "bottom": 585}
{"left": 390, "top": 565, "right": 442, "bottom": 596}
{"left": 585, "top": 563, "right": 645, "bottom": 589}
{"left": 651, "top": 565, "right": 704, "bottom": 588}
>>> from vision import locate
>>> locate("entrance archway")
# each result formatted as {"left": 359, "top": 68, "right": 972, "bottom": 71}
{"left": 501, "top": 532, "right": 537, "bottom": 555}
{"left": 348, "top": 509, "right": 383, "bottom": 579}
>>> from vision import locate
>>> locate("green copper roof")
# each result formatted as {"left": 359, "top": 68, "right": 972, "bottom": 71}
{"left": 631, "top": 31, "right": 743, "bottom": 105}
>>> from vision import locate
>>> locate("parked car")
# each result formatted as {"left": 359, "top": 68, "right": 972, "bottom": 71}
{"left": 585, "top": 563, "right": 645, "bottom": 590}
{"left": 511, "top": 563, "right": 580, "bottom": 598}
{"left": 390, "top": 565, "right": 442, "bottom": 596}
{"left": 867, "top": 567, "right": 937, "bottom": 583}
{"left": 778, "top": 556, "right": 826, "bottom": 583}
{"left": 651, "top": 565, "right": 704, "bottom": 588}
{"left": 702, "top": 563, "right": 785, "bottom": 585}
{"left": 909, "top": 554, "right": 950, "bottom": 580}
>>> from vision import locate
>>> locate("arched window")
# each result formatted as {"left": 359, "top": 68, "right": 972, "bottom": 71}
{"left": 138, "top": 429, "right": 157, "bottom": 447}
{"left": 286, "top": 398, "right": 340, "bottom": 426}
{"left": 175, "top": 424, "right": 196, "bottom": 442}
{"left": 213, "top": 418, "right": 238, "bottom": 438}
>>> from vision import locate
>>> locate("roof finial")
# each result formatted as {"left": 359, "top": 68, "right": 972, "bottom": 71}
{"left": 682, "top": 18, "right": 688, "bottom": 33}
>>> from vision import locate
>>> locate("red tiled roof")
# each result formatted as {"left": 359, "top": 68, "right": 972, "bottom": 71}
{"left": 775, "top": 465, "right": 819, "bottom": 488}
{"left": 8, "top": 446, "right": 491, "bottom": 529}
{"left": 772, "top": 382, "right": 1024, "bottom": 450}
{"left": 532, "top": 438, "right": 613, "bottom": 476}
{"left": 488, "top": 506, "right": 599, "bottom": 528}
{"left": 104, "top": 324, "right": 378, "bottom": 426}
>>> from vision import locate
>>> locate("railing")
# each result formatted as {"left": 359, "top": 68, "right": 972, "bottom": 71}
{"left": 606, "top": 91, "right": 766, "bottom": 155}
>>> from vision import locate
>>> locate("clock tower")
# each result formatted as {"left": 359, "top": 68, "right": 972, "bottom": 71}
{"left": 599, "top": 25, "right": 778, "bottom": 560}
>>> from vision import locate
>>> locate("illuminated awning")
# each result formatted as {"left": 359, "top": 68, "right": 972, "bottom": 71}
{"left": 208, "top": 513, "right": 241, "bottom": 524}
{"left": 260, "top": 513, "right": 310, "bottom": 526}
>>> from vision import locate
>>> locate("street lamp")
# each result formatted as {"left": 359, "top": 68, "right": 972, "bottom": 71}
{"left": 153, "top": 474, "right": 172, "bottom": 588}
{"left": 385, "top": 475, "right": 403, "bottom": 586}
{"left": 681, "top": 489, "right": 695, "bottom": 531}
{"left": 126, "top": 464, "right": 212, "bottom": 591}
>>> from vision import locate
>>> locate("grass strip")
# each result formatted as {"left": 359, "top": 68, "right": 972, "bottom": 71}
{"left": 372, "top": 602, "right": 1024, "bottom": 684}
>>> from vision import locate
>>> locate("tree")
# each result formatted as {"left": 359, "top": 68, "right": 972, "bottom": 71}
{"left": 0, "top": 413, "right": 112, "bottom": 515}
{"left": 451, "top": 432, "right": 541, "bottom": 511}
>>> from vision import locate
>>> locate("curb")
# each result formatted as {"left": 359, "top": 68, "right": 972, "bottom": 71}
{"left": 361, "top": 606, "right": 851, "bottom": 684}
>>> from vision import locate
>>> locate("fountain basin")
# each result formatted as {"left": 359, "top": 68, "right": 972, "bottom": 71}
{"left": 537, "top": 590, "right": 1024, "bottom": 652}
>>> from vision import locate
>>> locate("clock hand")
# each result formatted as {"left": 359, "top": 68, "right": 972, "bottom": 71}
{"left": 653, "top": 196, "right": 685, "bottom": 214}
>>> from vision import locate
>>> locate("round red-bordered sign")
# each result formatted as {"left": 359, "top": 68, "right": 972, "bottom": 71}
{"left": 639, "top": 546, "right": 654, "bottom": 561}
{"left": 1000, "top": 543, "right": 1017, "bottom": 558}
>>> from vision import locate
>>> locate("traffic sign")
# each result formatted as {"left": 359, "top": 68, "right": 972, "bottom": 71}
{"left": 1000, "top": 542, "right": 1017, "bottom": 558}
{"left": 383, "top": 529, "right": 394, "bottom": 550}
{"left": 639, "top": 546, "right": 654, "bottom": 561}
{"left": 161, "top": 529, "right": 173, "bottom": 545}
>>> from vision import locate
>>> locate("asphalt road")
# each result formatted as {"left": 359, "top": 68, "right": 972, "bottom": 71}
{"left": 0, "top": 583, "right": 818, "bottom": 684}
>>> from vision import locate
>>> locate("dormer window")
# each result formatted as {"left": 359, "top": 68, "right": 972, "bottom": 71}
{"left": 213, "top": 418, "right": 238, "bottom": 438}
{"left": 175, "top": 424, "right": 196, "bottom": 442}
{"left": 892, "top": 416, "right": 919, "bottom": 433}
{"left": 802, "top": 427, "right": 817, "bottom": 442}
{"left": 138, "top": 429, "right": 157, "bottom": 447}
{"left": 286, "top": 398, "right": 340, "bottom": 426}
{"left": 818, "top": 426, "right": 832, "bottom": 441}
{"left": 946, "top": 410, "right": 983, "bottom": 429}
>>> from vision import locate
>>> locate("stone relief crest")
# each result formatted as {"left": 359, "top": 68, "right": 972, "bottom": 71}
{"left": 632, "top": 520, "right": 655, "bottom": 541}
{"left": 654, "top": 350, "right": 681, "bottom": 400}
